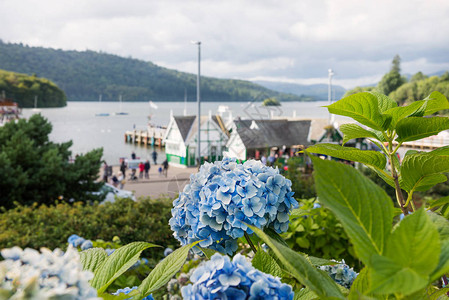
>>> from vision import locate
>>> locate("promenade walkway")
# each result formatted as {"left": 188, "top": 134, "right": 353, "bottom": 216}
{"left": 108, "top": 165, "right": 198, "bottom": 199}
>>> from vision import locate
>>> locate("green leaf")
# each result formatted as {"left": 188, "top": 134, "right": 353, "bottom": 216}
{"left": 429, "top": 196, "right": 449, "bottom": 209}
{"left": 348, "top": 268, "right": 381, "bottom": 300}
{"left": 386, "top": 209, "right": 440, "bottom": 274}
{"left": 306, "top": 143, "right": 387, "bottom": 170}
{"left": 414, "top": 174, "right": 448, "bottom": 192}
{"left": 370, "top": 91, "right": 398, "bottom": 112}
{"left": 429, "top": 287, "right": 449, "bottom": 300}
{"left": 428, "top": 212, "right": 449, "bottom": 281}
{"left": 263, "top": 227, "right": 290, "bottom": 247}
{"left": 367, "top": 166, "right": 395, "bottom": 188}
{"left": 326, "top": 92, "right": 391, "bottom": 131}
{"left": 199, "top": 247, "right": 217, "bottom": 259}
{"left": 249, "top": 225, "right": 345, "bottom": 299}
{"left": 370, "top": 255, "right": 428, "bottom": 296}
{"left": 133, "top": 241, "right": 200, "bottom": 299}
{"left": 400, "top": 150, "right": 449, "bottom": 192}
{"left": 79, "top": 248, "right": 108, "bottom": 273}
{"left": 294, "top": 287, "right": 318, "bottom": 300}
{"left": 382, "top": 100, "right": 428, "bottom": 129}
{"left": 423, "top": 91, "right": 449, "bottom": 115}
{"left": 339, "top": 124, "right": 384, "bottom": 145}
{"left": 90, "top": 242, "right": 158, "bottom": 293}
{"left": 309, "top": 155, "right": 393, "bottom": 265}
{"left": 371, "top": 209, "right": 440, "bottom": 295}
{"left": 98, "top": 292, "right": 137, "bottom": 300}
{"left": 396, "top": 117, "right": 449, "bottom": 143}
{"left": 252, "top": 247, "right": 283, "bottom": 277}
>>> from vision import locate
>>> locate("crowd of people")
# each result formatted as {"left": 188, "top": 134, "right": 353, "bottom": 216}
{"left": 102, "top": 150, "right": 169, "bottom": 189}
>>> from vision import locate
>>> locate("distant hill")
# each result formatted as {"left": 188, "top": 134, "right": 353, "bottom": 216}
{"left": 0, "top": 41, "right": 306, "bottom": 102}
{"left": 0, "top": 69, "right": 66, "bottom": 107}
{"left": 254, "top": 80, "right": 346, "bottom": 101}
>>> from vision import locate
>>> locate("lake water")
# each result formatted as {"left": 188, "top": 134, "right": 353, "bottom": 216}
{"left": 21, "top": 101, "right": 336, "bottom": 165}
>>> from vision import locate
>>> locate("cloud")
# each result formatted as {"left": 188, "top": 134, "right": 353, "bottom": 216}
{"left": 1, "top": 0, "right": 448, "bottom": 89}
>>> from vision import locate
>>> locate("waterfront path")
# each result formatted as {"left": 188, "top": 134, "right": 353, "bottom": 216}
{"left": 107, "top": 165, "right": 198, "bottom": 199}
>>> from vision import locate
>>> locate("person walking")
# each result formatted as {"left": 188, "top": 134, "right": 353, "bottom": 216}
{"left": 152, "top": 151, "right": 158, "bottom": 165}
{"left": 102, "top": 161, "right": 109, "bottom": 182}
{"left": 138, "top": 161, "right": 145, "bottom": 179}
{"left": 131, "top": 151, "right": 136, "bottom": 160}
{"left": 120, "top": 160, "right": 127, "bottom": 177}
{"left": 144, "top": 160, "right": 150, "bottom": 179}
{"left": 162, "top": 159, "right": 168, "bottom": 177}
{"left": 118, "top": 173, "right": 125, "bottom": 189}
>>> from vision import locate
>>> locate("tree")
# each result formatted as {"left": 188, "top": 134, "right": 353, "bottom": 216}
{"left": 0, "top": 114, "right": 103, "bottom": 209}
{"left": 377, "top": 54, "right": 406, "bottom": 96}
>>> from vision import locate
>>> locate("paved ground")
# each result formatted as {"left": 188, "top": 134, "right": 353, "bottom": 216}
{"left": 107, "top": 165, "right": 198, "bottom": 199}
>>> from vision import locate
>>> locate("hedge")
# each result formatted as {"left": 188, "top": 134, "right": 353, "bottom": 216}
{"left": 0, "top": 197, "right": 177, "bottom": 258}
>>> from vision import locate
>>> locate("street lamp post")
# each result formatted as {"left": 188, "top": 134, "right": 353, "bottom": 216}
{"left": 192, "top": 41, "right": 201, "bottom": 166}
{"left": 328, "top": 68, "right": 334, "bottom": 125}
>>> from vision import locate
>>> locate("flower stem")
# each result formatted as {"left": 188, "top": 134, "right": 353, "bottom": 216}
{"left": 244, "top": 231, "right": 257, "bottom": 254}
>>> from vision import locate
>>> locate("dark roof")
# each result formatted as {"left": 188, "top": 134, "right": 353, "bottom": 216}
{"left": 173, "top": 116, "right": 196, "bottom": 141}
{"left": 234, "top": 119, "right": 311, "bottom": 149}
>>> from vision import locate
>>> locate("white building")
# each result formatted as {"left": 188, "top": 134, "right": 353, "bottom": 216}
{"left": 163, "top": 114, "right": 229, "bottom": 167}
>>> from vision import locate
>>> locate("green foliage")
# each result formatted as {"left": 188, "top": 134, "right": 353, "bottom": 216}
{"left": 250, "top": 225, "right": 346, "bottom": 299}
{"left": 0, "top": 198, "right": 177, "bottom": 257}
{"left": 282, "top": 199, "right": 359, "bottom": 270}
{"left": 377, "top": 55, "right": 407, "bottom": 96}
{"left": 90, "top": 242, "right": 158, "bottom": 294}
{"left": 0, "top": 69, "right": 66, "bottom": 107}
{"left": 343, "top": 86, "right": 376, "bottom": 98}
{"left": 390, "top": 72, "right": 449, "bottom": 105}
{"left": 0, "top": 41, "right": 305, "bottom": 102}
{"left": 0, "top": 114, "right": 103, "bottom": 208}
{"left": 252, "top": 245, "right": 283, "bottom": 277}
{"left": 132, "top": 241, "right": 200, "bottom": 299}
{"left": 311, "top": 156, "right": 394, "bottom": 266}
{"left": 290, "top": 90, "right": 449, "bottom": 298}
{"left": 262, "top": 97, "right": 281, "bottom": 106}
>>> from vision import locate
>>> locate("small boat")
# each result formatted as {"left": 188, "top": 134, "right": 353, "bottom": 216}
{"left": 95, "top": 113, "right": 110, "bottom": 117}
{"left": 115, "top": 95, "right": 128, "bottom": 115}
{"left": 32, "top": 96, "right": 42, "bottom": 112}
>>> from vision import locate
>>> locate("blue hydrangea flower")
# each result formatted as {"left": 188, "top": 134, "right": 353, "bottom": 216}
{"left": 319, "top": 261, "right": 358, "bottom": 289}
{"left": 67, "top": 234, "right": 86, "bottom": 248}
{"left": 113, "top": 286, "right": 154, "bottom": 300}
{"left": 169, "top": 158, "right": 298, "bottom": 255}
{"left": 181, "top": 253, "right": 294, "bottom": 299}
{"left": 81, "top": 240, "right": 93, "bottom": 250}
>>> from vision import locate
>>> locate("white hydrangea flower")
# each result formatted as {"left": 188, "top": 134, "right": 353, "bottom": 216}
{"left": 0, "top": 245, "right": 100, "bottom": 300}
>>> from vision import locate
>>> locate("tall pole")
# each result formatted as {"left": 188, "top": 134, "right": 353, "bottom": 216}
{"left": 193, "top": 41, "right": 201, "bottom": 166}
{"left": 328, "top": 68, "right": 334, "bottom": 125}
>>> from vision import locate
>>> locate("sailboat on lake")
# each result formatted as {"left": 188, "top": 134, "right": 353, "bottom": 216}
{"left": 95, "top": 94, "right": 110, "bottom": 116}
{"left": 32, "top": 95, "right": 41, "bottom": 112}
{"left": 114, "top": 94, "right": 128, "bottom": 115}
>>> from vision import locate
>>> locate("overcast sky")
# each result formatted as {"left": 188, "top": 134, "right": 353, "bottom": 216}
{"left": 1, "top": 0, "right": 449, "bottom": 88}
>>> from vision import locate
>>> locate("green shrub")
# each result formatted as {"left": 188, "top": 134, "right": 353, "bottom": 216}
{"left": 282, "top": 198, "right": 361, "bottom": 270}
{"left": 0, "top": 197, "right": 177, "bottom": 259}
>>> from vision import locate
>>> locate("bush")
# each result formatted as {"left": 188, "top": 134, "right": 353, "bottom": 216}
{"left": 282, "top": 198, "right": 361, "bottom": 270}
{"left": 0, "top": 197, "right": 177, "bottom": 260}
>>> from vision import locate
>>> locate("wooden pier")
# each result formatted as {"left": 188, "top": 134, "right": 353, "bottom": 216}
{"left": 125, "top": 126, "right": 166, "bottom": 147}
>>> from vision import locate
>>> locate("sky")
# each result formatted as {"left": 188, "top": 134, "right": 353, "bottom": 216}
{"left": 1, "top": 0, "right": 449, "bottom": 89}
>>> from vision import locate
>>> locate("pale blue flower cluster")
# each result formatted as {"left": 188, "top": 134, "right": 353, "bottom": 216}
{"left": 68, "top": 234, "right": 93, "bottom": 251}
{"left": 112, "top": 286, "right": 154, "bottom": 300}
{"left": 182, "top": 253, "right": 294, "bottom": 299}
{"left": 0, "top": 245, "right": 99, "bottom": 299}
{"left": 169, "top": 158, "right": 298, "bottom": 254}
{"left": 319, "top": 261, "right": 358, "bottom": 289}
